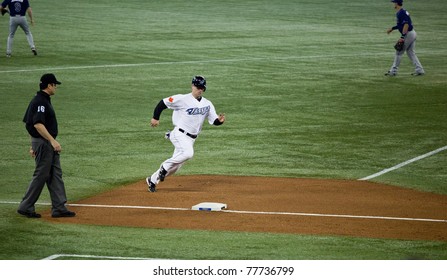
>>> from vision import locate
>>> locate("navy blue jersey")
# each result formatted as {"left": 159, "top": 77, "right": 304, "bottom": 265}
{"left": 23, "top": 91, "right": 58, "bottom": 139}
{"left": 393, "top": 8, "right": 414, "bottom": 34}
{"left": 1, "top": 0, "right": 30, "bottom": 17}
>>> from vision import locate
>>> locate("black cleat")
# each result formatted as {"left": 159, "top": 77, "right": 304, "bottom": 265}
{"left": 146, "top": 177, "right": 156, "bottom": 192}
{"left": 385, "top": 71, "right": 397, "bottom": 76}
{"left": 158, "top": 166, "right": 167, "bottom": 182}
{"left": 411, "top": 72, "right": 424, "bottom": 76}
{"left": 31, "top": 48, "right": 37, "bottom": 56}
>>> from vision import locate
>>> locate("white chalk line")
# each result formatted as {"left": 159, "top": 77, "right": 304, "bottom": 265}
{"left": 1, "top": 201, "right": 446, "bottom": 223}
{"left": 359, "top": 145, "right": 447, "bottom": 181}
{"left": 42, "top": 254, "right": 159, "bottom": 260}
{"left": 0, "top": 53, "right": 391, "bottom": 74}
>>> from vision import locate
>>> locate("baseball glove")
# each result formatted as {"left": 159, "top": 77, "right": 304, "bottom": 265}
{"left": 394, "top": 40, "right": 404, "bottom": 52}
{"left": 1, "top": 9, "right": 9, "bottom": 16}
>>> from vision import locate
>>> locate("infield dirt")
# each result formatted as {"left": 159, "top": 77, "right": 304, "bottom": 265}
{"left": 46, "top": 175, "right": 447, "bottom": 241}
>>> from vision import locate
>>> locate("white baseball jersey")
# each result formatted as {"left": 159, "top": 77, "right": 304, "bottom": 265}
{"left": 163, "top": 93, "right": 218, "bottom": 135}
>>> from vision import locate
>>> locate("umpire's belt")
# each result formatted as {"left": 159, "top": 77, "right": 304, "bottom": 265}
{"left": 179, "top": 128, "right": 197, "bottom": 139}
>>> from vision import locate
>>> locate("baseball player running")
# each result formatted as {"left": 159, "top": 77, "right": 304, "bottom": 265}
{"left": 385, "top": 0, "right": 424, "bottom": 76}
{"left": 1, "top": 0, "right": 37, "bottom": 57}
{"left": 146, "top": 75, "right": 226, "bottom": 192}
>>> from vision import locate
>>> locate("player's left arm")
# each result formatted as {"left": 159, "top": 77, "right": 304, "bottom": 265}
{"left": 27, "top": 7, "right": 34, "bottom": 26}
{"left": 214, "top": 113, "right": 225, "bottom": 125}
{"left": 399, "top": 23, "right": 409, "bottom": 41}
{"left": 208, "top": 103, "right": 225, "bottom": 126}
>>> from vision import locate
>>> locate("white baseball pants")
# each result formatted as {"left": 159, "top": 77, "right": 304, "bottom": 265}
{"left": 150, "top": 127, "right": 195, "bottom": 185}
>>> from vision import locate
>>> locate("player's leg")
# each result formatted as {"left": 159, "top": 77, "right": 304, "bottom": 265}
{"left": 405, "top": 31, "right": 424, "bottom": 75}
{"left": 6, "top": 17, "right": 19, "bottom": 56}
{"left": 148, "top": 129, "right": 194, "bottom": 187}
{"left": 19, "top": 18, "right": 36, "bottom": 54}
{"left": 387, "top": 49, "right": 404, "bottom": 75}
{"left": 152, "top": 130, "right": 194, "bottom": 183}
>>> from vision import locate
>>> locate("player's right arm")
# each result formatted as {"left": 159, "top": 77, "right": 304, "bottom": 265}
{"left": 151, "top": 100, "right": 167, "bottom": 127}
{"left": 27, "top": 7, "right": 34, "bottom": 25}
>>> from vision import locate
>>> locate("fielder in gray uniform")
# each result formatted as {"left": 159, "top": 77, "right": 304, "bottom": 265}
{"left": 385, "top": 0, "right": 424, "bottom": 76}
{"left": 19, "top": 74, "right": 75, "bottom": 218}
{"left": 1, "top": 0, "right": 37, "bottom": 57}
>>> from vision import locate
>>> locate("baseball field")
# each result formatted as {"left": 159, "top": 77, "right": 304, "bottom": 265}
{"left": 1, "top": 0, "right": 446, "bottom": 262}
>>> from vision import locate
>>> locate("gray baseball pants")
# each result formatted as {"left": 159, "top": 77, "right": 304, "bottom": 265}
{"left": 18, "top": 137, "right": 69, "bottom": 215}
{"left": 7, "top": 16, "right": 35, "bottom": 55}
{"left": 389, "top": 30, "right": 424, "bottom": 74}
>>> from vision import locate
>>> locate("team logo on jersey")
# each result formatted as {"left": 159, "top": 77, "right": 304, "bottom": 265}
{"left": 186, "top": 106, "right": 210, "bottom": 115}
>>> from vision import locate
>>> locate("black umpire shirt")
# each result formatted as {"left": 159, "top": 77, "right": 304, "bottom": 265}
{"left": 23, "top": 91, "right": 58, "bottom": 139}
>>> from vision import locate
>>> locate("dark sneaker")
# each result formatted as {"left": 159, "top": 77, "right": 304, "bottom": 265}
{"left": 31, "top": 48, "right": 37, "bottom": 56}
{"left": 146, "top": 177, "right": 156, "bottom": 192}
{"left": 17, "top": 209, "right": 41, "bottom": 218}
{"left": 385, "top": 71, "right": 397, "bottom": 76}
{"left": 52, "top": 210, "right": 76, "bottom": 218}
{"left": 158, "top": 166, "right": 167, "bottom": 182}
{"left": 411, "top": 72, "right": 424, "bottom": 76}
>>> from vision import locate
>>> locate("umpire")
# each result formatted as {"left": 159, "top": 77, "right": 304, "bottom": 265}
{"left": 18, "top": 74, "right": 75, "bottom": 218}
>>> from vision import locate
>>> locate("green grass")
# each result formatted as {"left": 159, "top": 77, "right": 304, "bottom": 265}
{"left": 0, "top": 0, "right": 446, "bottom": 260}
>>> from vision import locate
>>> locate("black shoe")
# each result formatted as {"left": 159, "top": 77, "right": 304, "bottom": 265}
{"left": 385, "top": 71, "right": 397, "bottom": 76}
{"left": 31, "top": 48, "right": 37, "bottom": 56}
{"left": 146, "top": 177, "right": 156, "bottom": 192}
{"left": 158, "top": 166, "right": 167, "bottom": 182}
{"left": 17, "top": 209, "right": 41, "bottom": 218}
{"left": 52, "top": 210, "right": 76, "bottom": 218}
{"left": 411, "top": 72, "right": 424, "bottom": 76}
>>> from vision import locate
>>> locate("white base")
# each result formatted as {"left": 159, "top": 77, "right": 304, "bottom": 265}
{"left": 191, "top": 202, "right": 227, "bottom": 211}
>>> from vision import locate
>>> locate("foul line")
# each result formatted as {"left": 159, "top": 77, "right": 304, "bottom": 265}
{"left": 0, "top": 53, "right": 391, "bottom": 74}
{"left": 42, "top": 254, "right": 158, "bottom": 260}
{"left": 1, "top": 201, "right": 445, "bottom": 223}
{"left": 359, "top": 145, "right": 447, "bottom": 181}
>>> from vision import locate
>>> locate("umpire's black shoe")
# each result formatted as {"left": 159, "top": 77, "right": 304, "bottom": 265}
{"left": 17, "top": 209, "right": 41, "bottom": 218}
{"left": 52, "top": 210, "right": 76, "bottom": 218}
{"left": 158, "top": 166, "right": 167, "bottom": 182}
{"left": 146, "top": 177, "right": 157, "bottom": 192}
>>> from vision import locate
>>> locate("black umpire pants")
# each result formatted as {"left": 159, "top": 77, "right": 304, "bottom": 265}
{"left": 18, "top": 137, "right": 69, "bottom": 215}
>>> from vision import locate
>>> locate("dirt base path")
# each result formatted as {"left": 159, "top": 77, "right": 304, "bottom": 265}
{"left": 47, "top": 175, "right": 447, "bottom": 241}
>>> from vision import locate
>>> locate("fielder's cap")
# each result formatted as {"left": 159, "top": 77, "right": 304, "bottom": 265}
{"left": 192, "top": 75, "right": 206, "bottom": 91}
{"left": 40, "top": 73, "right": 61, "bottom": 85}
{"left": 391, "top": 0, "right": 403, "bottom": 5}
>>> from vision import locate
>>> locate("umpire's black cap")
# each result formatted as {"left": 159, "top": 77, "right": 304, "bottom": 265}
{"left": 40, "top": 73, "right": 61, "bottom": 85}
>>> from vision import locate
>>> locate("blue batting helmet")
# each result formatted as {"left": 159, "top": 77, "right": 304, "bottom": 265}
{"left": 192, "top": 75, "right": 206, "bottom": 91}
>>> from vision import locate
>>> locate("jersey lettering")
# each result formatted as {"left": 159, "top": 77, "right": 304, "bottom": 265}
{"left": 37, "top": 106, "right": 45, "bottom": 113}
{"left": 186, "top": 106, "right": 210, "bottom": 115}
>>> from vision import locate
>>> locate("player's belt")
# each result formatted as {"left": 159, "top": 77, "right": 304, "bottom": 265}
{"left": 179, "top": 128, "right": 197, "bottom": 139}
